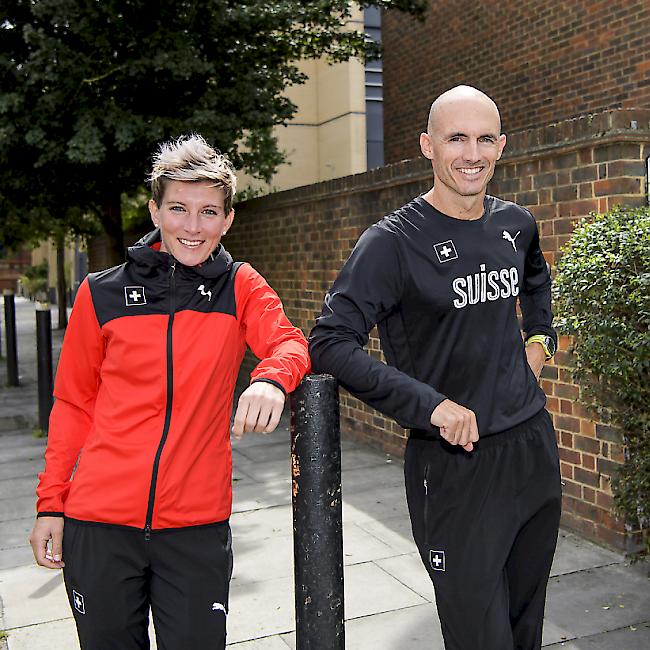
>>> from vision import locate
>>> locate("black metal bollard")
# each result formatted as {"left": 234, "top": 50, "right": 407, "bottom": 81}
{"left": 36, "top": 303, "right": 53, "bottom": 433}
{"left": 3, "top": 290, "right": 18, "bottom": 386}
{"left": 290, "top": 374, "right": 345, "bottom": 650}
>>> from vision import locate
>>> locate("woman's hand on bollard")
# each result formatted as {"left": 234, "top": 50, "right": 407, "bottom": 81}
{"left": 232, "top": 382, "right": 286, "bottom": 439}
{"left": 29, "top": 516, "right": 65, "bottom": 569}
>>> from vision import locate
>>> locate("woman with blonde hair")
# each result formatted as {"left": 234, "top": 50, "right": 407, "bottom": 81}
{"left": 30, "top": 134, "right": 310, "bottom": 649}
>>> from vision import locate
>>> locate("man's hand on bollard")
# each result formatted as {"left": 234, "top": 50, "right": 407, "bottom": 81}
{"left": 430, "top": 399, "right": 479, "bottom": 452}
{"left": 232, "top": 382, "right": 286, "bottom": 438}
{"left": 30, "top": 516, "right": 65, "bottom": 569}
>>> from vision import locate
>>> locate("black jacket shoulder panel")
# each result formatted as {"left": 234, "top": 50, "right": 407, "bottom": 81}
{"left": 89, "top": 231, "right": 240, "bottom": 327}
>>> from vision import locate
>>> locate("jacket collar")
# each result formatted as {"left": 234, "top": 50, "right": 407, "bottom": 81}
{"left": 127, "top": 229, "right": 233, "bottom": 279}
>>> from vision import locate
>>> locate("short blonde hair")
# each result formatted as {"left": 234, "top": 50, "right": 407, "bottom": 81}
{"left": 149, "top": 134, "right": 237, "bottom": 213}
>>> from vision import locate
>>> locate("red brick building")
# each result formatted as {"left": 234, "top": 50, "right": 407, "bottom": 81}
{"left": 0, "top": 250, "right": 31, "bottom": 293}
{"left": 383, "top": 0, "right": 650, "bottom": 163}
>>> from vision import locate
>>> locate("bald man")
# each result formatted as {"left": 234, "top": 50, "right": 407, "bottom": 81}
{"left": 310, "top": 85, "right": 560, "bottom": 649}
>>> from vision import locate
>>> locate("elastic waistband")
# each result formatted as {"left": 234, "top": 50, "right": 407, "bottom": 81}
{"left": 64, "top": 516, "right": 230, "bottom": 533}
{"left": 409, "top": 408, "right": 550, "bottom": 451}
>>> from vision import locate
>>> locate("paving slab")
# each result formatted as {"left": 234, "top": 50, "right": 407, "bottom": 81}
{"left": 0, "top": 458, "right": 44, "bottom": 482}
{"left": 341, "top": 462, "right": 405, "bottom": 492}
{"left": 0, "top": 475, "right": 40, "bottom": 501}
{"left": 0, "top": 546, "right": 34, "bottom": 571}
{"left": 227, "top": 576, "right": 295, "bottom": 643}
{"left": 0, "top": 446, "right": 45, "bottom": 466}
{"left": 340, "top": 446, "right": 394, "bottom": 472}
{"left": 344, "top": 561, "right": 426, "bottom": 620}
{"left": 232, "top": 533, "right": 294, "bottom": 586}
{"left": 342, "top": 522, "right": 398, "bottom": 565}
{"left": 356, "top": 514, "right": 418, "bottom": 555}
{"left": 0, "top": 517, "right": 33, "bottom": 550}
{"left": 374, "top": 552, "right": 435, "bottom": 602}
{"left": 235, "top": 457, "right": 289, "bottom": 484}
{"left": 232, "top": 477, "right": 292, "bottom": 514}
{"left": 233, "top": 439, "right": 293, "bottom": 464}
{"left": 551, "top": 530, "right": 623, "bottom": 577}
{"left": 342, "top": 487, "right": 408, "bottom": 524}
{"left": 0, "top": 496, "right": 37, "bottom": 522}
{"left": 230, "top": 504, "right": 294, "bottom": 541}
{"left": 544, "top": 563, "right": 650, "bottom": 639}
{"left": 0, "top": 436, "right": 45, "bottom": 452}
{"left": 5, "top": 617, "right": 77, "bottom": 650}
{"left": 544, "top": 622, "right": 650, "bottom": 648}
{"left": 345, "top": 603, "right": 444, "bottom": 650}
{"left": 1, "top": 565, "right": 70, "bottom": 629}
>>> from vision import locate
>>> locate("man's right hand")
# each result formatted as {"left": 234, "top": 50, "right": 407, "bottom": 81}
{"left": 430, "top": 399, "right": 479, "bottom": 452}
{"left": 29, "top": 516, "right": 65, "bottom": 569}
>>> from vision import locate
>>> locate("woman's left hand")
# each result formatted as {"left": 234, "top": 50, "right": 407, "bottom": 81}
{"left": 232, "top": 382, "right": 286, "bottom": 438}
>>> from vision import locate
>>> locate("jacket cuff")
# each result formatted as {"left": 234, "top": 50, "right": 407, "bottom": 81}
{"left": 37, "top": 512, "right": 64, "bottom": 518}
{"left": 250, "top": 378, "right": 287, "bottom": 396}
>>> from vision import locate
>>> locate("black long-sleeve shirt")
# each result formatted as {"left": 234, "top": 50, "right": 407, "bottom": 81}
{"left": 309, "top": 195, "right": 556, "bottom": 439}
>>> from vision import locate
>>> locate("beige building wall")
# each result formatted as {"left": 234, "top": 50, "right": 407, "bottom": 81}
{"left": 30, "top": 239, "right": 79, "bottom": 301}
{"left": 239, "top": 9, "right": 367, "bottom": 195}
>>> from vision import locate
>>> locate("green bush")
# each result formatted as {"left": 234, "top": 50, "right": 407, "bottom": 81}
{"left": 554, "top": 205, "right": 650, "bottom": 554}
{"left": 19, "top": 260, "right": 49, "bottom": 300}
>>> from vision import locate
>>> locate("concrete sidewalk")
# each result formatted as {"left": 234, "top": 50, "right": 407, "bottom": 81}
{"left": 1, "top": 295, "right": 649, "bottom": 648}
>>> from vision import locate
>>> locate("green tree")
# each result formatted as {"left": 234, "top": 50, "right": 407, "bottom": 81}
{"left": 1, "top": 0, "right": 425, "bottom": 265}
{"left": 554, "top": 206, "right": 650, "bottom": 555}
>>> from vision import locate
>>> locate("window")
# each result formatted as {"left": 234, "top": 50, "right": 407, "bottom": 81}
{"left": 364, "top": 7, "right": 384, "bottom": 169}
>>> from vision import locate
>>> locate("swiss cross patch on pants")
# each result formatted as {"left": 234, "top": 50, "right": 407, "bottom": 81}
{"left": 429, "top": 550, "right": 446, "bottom": 571}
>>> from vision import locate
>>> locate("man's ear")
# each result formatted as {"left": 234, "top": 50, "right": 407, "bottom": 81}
{"left": 420, "top": 132, "right": 434, "bottom": 160}
{"left": 497, "top": 133, "right": 507, "bottom": 160}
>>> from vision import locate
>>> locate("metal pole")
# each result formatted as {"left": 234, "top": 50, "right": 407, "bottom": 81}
{"left": 36, "top": 302, "right": 53, "bottom": 433}
{"left": 290, "top": 374, "right": 345, "bottom": 650}
{"left": 3, "top": 290, "right": 18, "bottom": 386}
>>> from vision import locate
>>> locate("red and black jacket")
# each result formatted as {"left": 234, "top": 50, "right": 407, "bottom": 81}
{"left": 36, "top": 231, "right": 310, "bottom": 533}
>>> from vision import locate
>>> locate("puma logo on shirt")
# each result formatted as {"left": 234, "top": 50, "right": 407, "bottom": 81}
{"left": 502, "top": 230, "right": 521, "bottom": 252}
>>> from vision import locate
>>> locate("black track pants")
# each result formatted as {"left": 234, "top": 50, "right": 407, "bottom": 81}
{"left": 62, "top": 519, "right": 233, "bottom": 650}
{"left": 405, "top": 409, "right": 561, "bottom": 650}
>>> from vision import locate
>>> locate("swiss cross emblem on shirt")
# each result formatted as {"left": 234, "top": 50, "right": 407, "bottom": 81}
{"left": 124, "top": 286, "right": 147, "bottom": 306}
{"left": 433, "top": 240, "right": 458, "bottom": 264}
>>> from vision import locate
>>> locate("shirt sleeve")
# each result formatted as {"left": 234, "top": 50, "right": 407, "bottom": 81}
{"left": 235, "top": 264, "right": 310, "bottom": 394}
{"left": 36, "top": 277, "right": 106, "bottom": 516}
{"left": 309, "top": 225, "right": 446, "bottom": 430}
{"left": 520, "top": 210, "right": 557, "bottom": 347}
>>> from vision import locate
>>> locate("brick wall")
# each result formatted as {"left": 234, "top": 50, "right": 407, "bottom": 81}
{"left": 228, "top": 108, "right": 650, "bottom": 552}
{"left": 382, "top": 0, "right": 650, "bottom": 164}
{"left": 0, "top": 250, "right": 31, "bottom": 292}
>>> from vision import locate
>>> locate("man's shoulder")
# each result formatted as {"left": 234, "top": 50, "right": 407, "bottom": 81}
{"left": 488, "top": 195, "right": 535, "bottom": 222}
{"left": 374, "top": 196, "right": 427, "bottom": 235}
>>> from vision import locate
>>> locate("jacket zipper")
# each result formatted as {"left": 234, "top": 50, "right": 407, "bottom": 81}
{"left": 144, "top": 261, "right": 176, "bottom": 540}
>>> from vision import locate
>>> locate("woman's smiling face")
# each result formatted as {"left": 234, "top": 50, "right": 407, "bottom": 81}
{"left": 148, "top": 180, "right": 234, "bottom": 266}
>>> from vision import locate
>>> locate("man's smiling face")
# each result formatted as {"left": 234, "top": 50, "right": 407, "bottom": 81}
{"left": 421, "top": 89, "right": 507, "bottom": 205}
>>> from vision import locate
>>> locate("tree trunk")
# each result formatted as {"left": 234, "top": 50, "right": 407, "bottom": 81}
{"left": 56, "top": 232, "right": 68, "bottom": 329}
{"left": 100, "top": 195, "right": 125, "bottom": 268}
